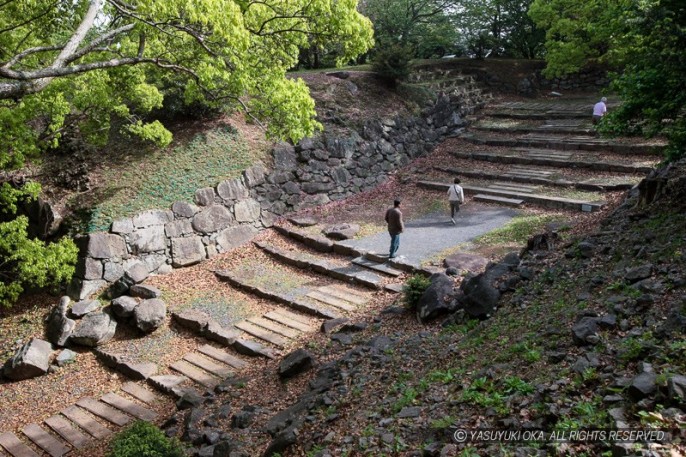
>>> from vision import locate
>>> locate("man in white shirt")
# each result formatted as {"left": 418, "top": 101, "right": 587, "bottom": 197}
{"left": 592, "top": 97, "right": 607, "bottom": 125}
{"left": 447, "top": 178, "right": 464, "bottom": 224}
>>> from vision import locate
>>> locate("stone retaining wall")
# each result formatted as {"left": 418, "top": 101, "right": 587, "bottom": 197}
{"left": 69, "top": 91, "right": 479, "bottom": 300}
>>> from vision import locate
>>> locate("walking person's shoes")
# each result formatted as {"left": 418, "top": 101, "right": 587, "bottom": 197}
{"left": 451, "top": 218, "right": 456, "bottom": 225}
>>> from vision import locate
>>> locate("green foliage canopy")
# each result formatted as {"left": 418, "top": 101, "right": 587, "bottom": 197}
{"left": 0, "top": 0, "right": 373, "bottom": 308}
{"left": 530, "top": 0, "right": 686, "bottom": 159}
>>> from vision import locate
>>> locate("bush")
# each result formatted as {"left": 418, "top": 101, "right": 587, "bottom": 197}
{"left": 108, "top": 421, "right": 184, "bottom": 457}
{"left": 402, "top": 274, "right": 431, "bottom": 310}
{"left": 371, "top": 45, "right": 413, "bottom": 87}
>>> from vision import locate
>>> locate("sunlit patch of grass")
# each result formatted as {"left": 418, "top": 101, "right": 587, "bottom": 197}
{"left": 87, "top": 126, "right": 266, "bottom": 232}
{"left": 474, "top": 214, "right": 568, "bottom": 246}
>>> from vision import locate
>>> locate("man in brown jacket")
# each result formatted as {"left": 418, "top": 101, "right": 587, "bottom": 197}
{"left": 384, "top": 199, "right": 404, "bottom": 258}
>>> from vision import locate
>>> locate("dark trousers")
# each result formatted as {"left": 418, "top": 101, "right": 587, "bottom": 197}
{"left": 450, "top": 201, "right": 461, "bottom": 218}
{"left": 389, "top": 233, "right": 400, "bottom": 258}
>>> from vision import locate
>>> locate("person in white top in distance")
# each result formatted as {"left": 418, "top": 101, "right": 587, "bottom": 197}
{"left": 592, "top": 97, "right": 607, "bottom": 125}
{"left": 447, "top": 177, "right": 465, "bottom": 225}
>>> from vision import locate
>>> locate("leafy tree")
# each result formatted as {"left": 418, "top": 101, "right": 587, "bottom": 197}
{"left": 361, "top": 0, "right": 460, "bottom": 58}
{"left": 530, "top": 0, "right": 686, "bottom": 160}
{"left": 456, "top": 0, "right": 544, "bottom": 59}
{"left": 0, "top": 0, "right": 373, "bottom": 307}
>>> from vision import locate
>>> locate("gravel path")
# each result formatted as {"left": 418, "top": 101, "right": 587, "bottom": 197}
{"left": 339, "top": 203, "right": 519, "bottom": 265}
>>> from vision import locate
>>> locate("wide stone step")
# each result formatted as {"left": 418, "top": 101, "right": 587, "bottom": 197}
{"left": 318, "top": 285, "right": 368, "bottom": 306}
{"left": 488, "top": 184, "right": 536, "bottom": 193}
{"left": 473, "top": 194, "right": 524, "bottom": 207}
{"left": 75, "top": 397, "right": 132, "bottom": 427}
{"left": 461, "top": 133, "right": 663, "bottom": 154}
{"left": 197, "top": 344, "right": 248, "bottom": 369}
{"left": 254, "top": 242, "right": 382, "bottom": 289}
{"left": 473, "top": 122, "right": 595, "bottom": 136}
{"left": 170, "top": 360, "right": 220, "bottom": 388}
{"left": 306, "top": 290, "right": 356, "bottom": 311}
{"left": 247, "top": 316, "right": 301, "bottom": 339}
{"left": 44, "top": 415, "right": 90, "bottom": 450}
{"left": 351, "top": 256, "right": 403, "bottom": 277}
{"left": 418, "top": 180, "right": 603, "bottom": 212}
{"left": 148, "top": 374, "right": 190, "bottom": 397}
{"left": 448, "top": 150, "right": 654, "bottom": 174}
{"left": 22, "top": 424, "right": 69, "bottom": 457}
{"left": 121, "top": 382, "right": 159, "bottom": 405}
{"left": 434, "top": 166, "right": 636, "bottom": 192}
{"left": 100, "top": 393, "right": 157, "bottom": 422}
{"left": 0, "top": 432, "right": 39, "bottom": 457}
{"left": 60, "top": 406, "right": 112, "bottom": 439}
{"left": 235, "top": 321, "right": 289, "bottom": 347}
{"left": 183, "top": 352, "right": 233, "bottom": 378}
{"left": 264, "top": 310, "right": 316, "bottom": 332}
{"left": 215, "top": 269, "right": 341, "bottom": 319}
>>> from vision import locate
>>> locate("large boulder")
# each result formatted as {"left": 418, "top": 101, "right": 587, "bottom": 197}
{"left": 416, "top": 273, "right": 459, "bottom": 323}
{"left": 134, "top": 299, "right": 167, "bottom": 332}
{"left": 459, "top": 257, "right": 518, "bottom": 319}
{"left": 170, "top": 236, "right": 206, "bottom": 267}
{"left": 3, "top": 338, "right": 53, "bottom": 381}
{"left": 70, "top": 299, "right": 100, "bottom": 318}
{"left": 45, "top": 296, "right": 76, "bottom": 347}
{"left": 192, "top": 205, "right": 234, "bottom": 234}
{"left": 71, "top": 311, "right": 117, "bottom": 347}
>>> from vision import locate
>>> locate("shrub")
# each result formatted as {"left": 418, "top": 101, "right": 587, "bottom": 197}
{"left": 108, "top": 421, "right": 184, "bottom": 457}
{"left": 402, "top": 274, "right": 431, "bottom": 310}
{"left": 371, "top": 45, "right": 413, "bottom": 87}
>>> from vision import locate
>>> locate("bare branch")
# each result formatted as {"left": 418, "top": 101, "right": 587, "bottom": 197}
{"left": 2, "top": 45, "right": 63, "bottom": 69}
{"left": 64, "top": 23, "right": 136, "bottom": 64}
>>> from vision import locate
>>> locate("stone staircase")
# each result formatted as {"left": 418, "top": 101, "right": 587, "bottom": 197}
{"left": 0, "top": 220, "right": 426, "bottom": 457}
{"left": 419, "top": 97, "right": 664, "bottom": 212}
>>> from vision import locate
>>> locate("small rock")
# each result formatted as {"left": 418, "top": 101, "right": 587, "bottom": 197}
{"left": 288, "top": 216, "right": 318, "bottom": 227}
{"left": 70, "top": 299, "right": 100, "bottom": 318}
{"left": 667, "top": 375, "right": 686, "bottom": 404}
{"left": 397, "top": 406, "right": 420, "bottom": 418}
{"left": 111, "top": 296, "right": 138, "bottom": 318}
{"left": 628, "top": 372, "right": 657, "bottom": 400}
{"left": 129, "top": 284, "right": 162, "bottom": 299}
{"left": 278, "top": 349, "right": 314, "bottom": 379}
{"left": 55, "top": 349, "right": 77, "bottom": 367}
{"left": 176, "top": 390, "right": 204, "bottom": 410}
{"left": 321, "top": 318, "right": 349, "bottom": 334}
{"left": 133, "top": 298, "right": 167, "bottom": 332}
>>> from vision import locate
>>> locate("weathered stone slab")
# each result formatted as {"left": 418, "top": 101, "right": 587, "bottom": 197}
{"left": 45, "top": 297, "right": 75, "bottom": 347}
{"left": 197, "top": 345, "right": 247, "bottom": 369}
{"left": 192, "top": 205, "right": 234, "bottom": 234}
{"left": 165, "top": 219, "right": 193, "bottom": 238}
{"left": 70, "top": 299, "right": 100, "bottom": 318}
{"left": 235, "top": 321, "right": 288, "bottom": 347}
{"left": 170, "top": 236, "right": 206, "bottom": 267}
{"left": 264, "top": 311, "right": 314, "bottom": 332}
{"left": 132, "top": 210, "right": 173, "bottom": 229}
{"left": 204, "top": 321, "right": 240, "bottom": 346}
{"left": 60, "top": 406, "right": 111, "bottom": 439}
{"left": 194, "top": 187, "right": 215, "bottom": 206}
{"left": 121, "top": 382, "right": 159, "bottom": 405}
{"left": 306, "top": 290, "right": 356, "bottom": 311}
{"left": 133, "top": 299, "right": 166, "bottom": 333}
{"left": 44, "top": 415, "right": 90, "bottom": 449}
{"left": 75, "top": 397, "right": 131, "bottom": 427}
{"left": 129, "top": 225, "right": 166, "bottom": 254}
{"left": 0, "top": 432, "right": 39, "bottom": 457}
{"left": 233, "top": 198, "right": 261, "bottom": 222}
{"left": 85, "top": 233, "right": 127, "bottom": 259}
{"left": 473, "top": 194, "right": 525, "bottom": 207}
{"left": 248, "top": 317, "right": 300, "bottom": 339}
{"left": 22, "top": 423, "right": 69, "bottom": 457}
{"left": 118, "top": 362, "right": 158, "bottom": 380}
{"left": 100, "top": 393, "right": 157, "bottom": 421}
{"left": 171, "top": 201, "right": 200, "bottom": 218}
{"left": 183, "top": 353, "right": 232, "bottom": 378}
{"left": 352, "top": 257, "right": 403, "bottom": 276}
{"left": 129, "top": 284, "right": 161, "bottom": 299}
{"left": 217, "top": 178, "right": 249, "bottom": 202}
{"left": 172, "top": 310, "right": 211, "bottom": 334}
{"left": 75, "top": 257, "right": 103, "bottom": 281}
{"left": 3, "top": 338, "right": 53, "bottom": 381}
{"left": 111, "top": 296, "right": 138, "bottom": 318}
{"left": 216, "top": 225, "right": 258, "bottom": 252}
{"left": 170, "top": 360, "right": 219, "bottom": 388}
{"left": 232, "top": 338, "right": 275, "bottom": 359}
{"left": 148, "top": 375, "right": 188, "bottom": 395}
{"left": 318, "top": 285, "right": 367, "bottom": 305}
